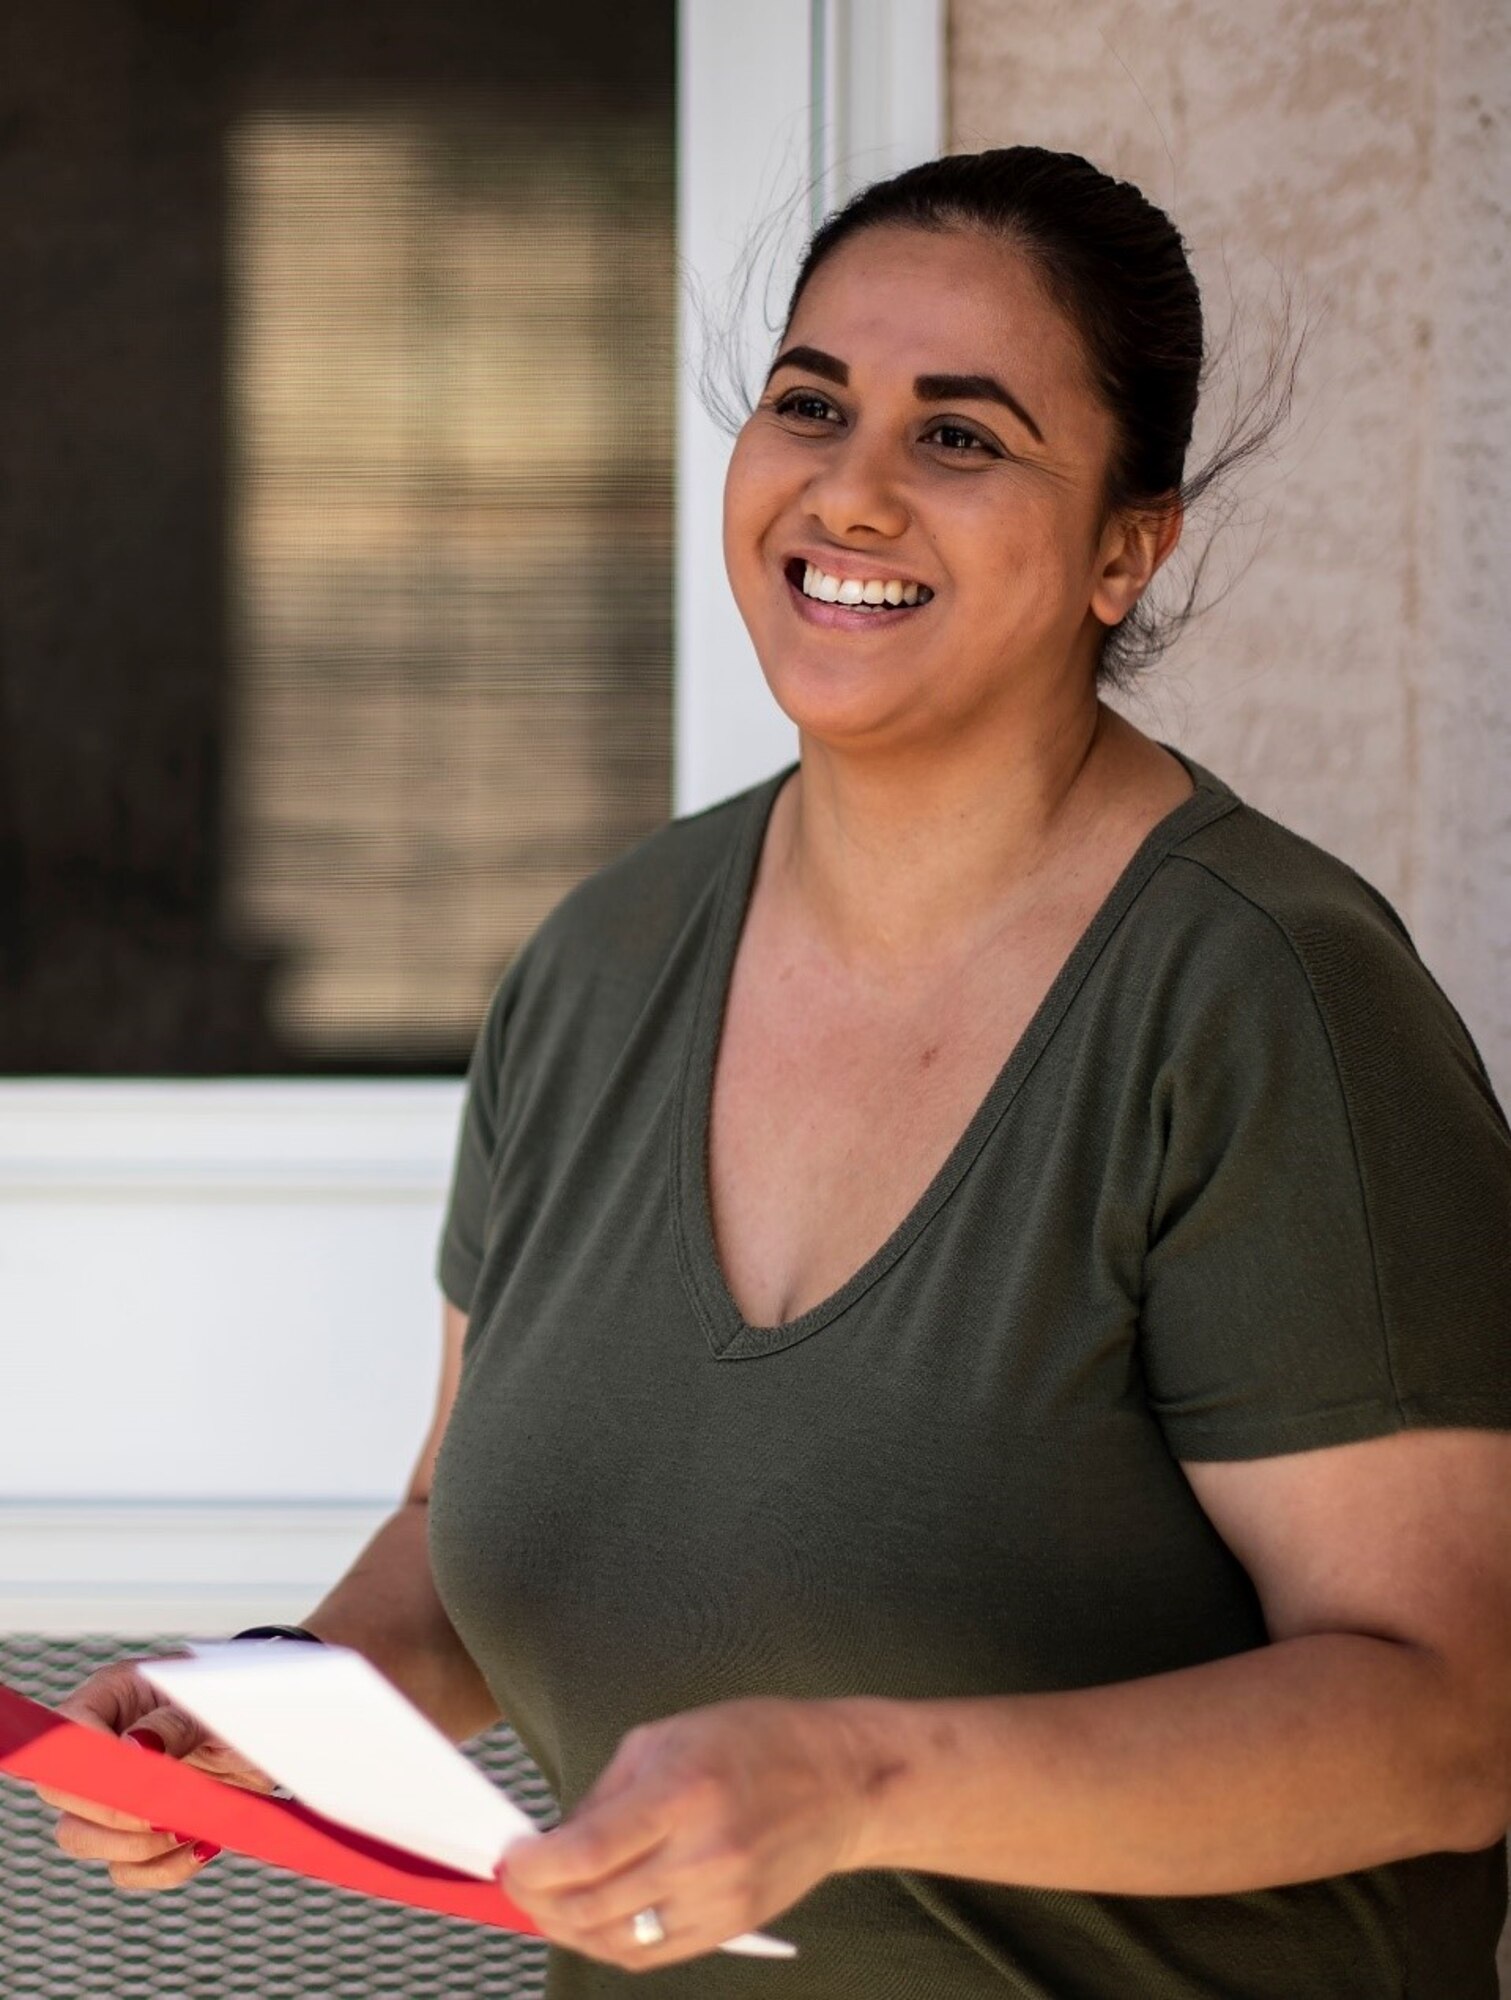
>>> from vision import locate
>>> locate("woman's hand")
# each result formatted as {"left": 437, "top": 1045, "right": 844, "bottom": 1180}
{"left": 36, "top": 1659, "right": 278, "bottom": 1891}
{"left": 499, "top": 1697, "right": 868, "bottom": 1969}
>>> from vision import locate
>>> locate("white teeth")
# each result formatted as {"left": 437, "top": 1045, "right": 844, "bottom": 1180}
{"left": 798, "top": 562, "right": 932, "bottom": 608}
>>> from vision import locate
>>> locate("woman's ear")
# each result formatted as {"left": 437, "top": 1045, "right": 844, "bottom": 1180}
{"left": 1090, "top": 499, "right": 1183, "bottom": 627}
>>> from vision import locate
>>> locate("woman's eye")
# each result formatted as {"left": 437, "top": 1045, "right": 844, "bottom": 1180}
{"left": 924, "top": 422, "right": 997, "bottom": 456}
{"left": 773, "top": 390, "right": 840, "bottom": 424}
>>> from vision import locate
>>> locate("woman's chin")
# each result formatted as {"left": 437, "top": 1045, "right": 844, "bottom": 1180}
{"left": 757, "top": 654, "right": 933, "bottom": 750}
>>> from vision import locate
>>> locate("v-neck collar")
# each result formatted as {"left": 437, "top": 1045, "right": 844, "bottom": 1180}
{"left": 670, "top": 747, "right": 1239, "bottom": 1361}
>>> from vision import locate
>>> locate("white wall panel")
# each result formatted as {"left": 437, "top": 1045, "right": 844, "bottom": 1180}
{"left": 0, "top": 1082, "right": 459, "bottom": 1503}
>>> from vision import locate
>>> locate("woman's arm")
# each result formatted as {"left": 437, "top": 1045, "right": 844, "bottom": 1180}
{"left": 501, "top": 1427, "right": 1511, "bottom": 1968}
{"left": 302, "top": 1297, "right": 499, "bottom": 1743}
{"left": 835, "top": 1426, "right": 1511, "bottom": 1892}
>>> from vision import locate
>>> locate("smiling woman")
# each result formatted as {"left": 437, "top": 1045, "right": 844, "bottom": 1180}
{"left": 424, "top": 151, "right": 1509, "bottom": 1995}
{"left": 49, "top": 147, "right": 1511, "bottom": 2000}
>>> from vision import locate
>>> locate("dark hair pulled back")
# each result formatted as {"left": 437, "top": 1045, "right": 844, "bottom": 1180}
{"left": 728, "top": 145, "right": 1300, "bottom": 688}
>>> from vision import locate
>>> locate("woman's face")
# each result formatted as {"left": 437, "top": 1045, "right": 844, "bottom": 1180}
{"left": 723, "top": 224, "right": 1165, "bottom": 751}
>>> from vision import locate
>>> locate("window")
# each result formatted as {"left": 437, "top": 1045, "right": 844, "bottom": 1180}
{"left": 0, "top": 0, "right": 675, "bottom": 1074}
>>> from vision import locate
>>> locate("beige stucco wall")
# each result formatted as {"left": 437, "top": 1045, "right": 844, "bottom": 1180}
{"left": 950, "top": 0, "right": 1511, "bottom": 1095}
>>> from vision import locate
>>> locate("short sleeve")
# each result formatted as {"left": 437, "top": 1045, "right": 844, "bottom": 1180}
{"left": 1140, "top": 890, "right": 1511, "bottom": 1460}
{"left": 435, "top": 959, "right": 524, "bottom": 1314}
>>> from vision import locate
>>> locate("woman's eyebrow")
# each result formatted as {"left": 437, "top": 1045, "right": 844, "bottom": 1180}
{"left": 914, "top": 373, "right": 1043, "bottom": 444}
{"left": 765, "top": 345, "right": 1044, "bottom": 443}
{"left": 766, "top": 344, "right": 850, "bottom": 388}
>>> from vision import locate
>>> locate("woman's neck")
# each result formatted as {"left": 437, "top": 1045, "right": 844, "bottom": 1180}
{"left": 769, "top": 701, "right": 1165, "bottom": 976}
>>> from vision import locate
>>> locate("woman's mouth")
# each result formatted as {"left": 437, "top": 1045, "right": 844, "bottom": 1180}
{"left": 783, "top": 557, "right": 934, "bottom": 628}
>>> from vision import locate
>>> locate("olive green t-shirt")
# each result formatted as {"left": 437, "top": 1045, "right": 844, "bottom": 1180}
{"left": 428, "top": 750, "right": 1511, "bottom": 1999}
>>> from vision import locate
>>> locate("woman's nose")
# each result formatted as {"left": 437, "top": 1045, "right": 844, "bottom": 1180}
{"left": 803, "top": 432, "right": 910, "bottom": 543}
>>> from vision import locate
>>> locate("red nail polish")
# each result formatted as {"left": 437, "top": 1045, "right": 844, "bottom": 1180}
{"left": 124, "top": 1727, "right": 166, "bottom": 1753}
{"left": 192, "top": 1841, "right": 220, "bottom": 1863}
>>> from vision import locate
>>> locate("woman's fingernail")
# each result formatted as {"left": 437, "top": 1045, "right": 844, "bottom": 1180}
{"left": 150, "top": 1826, "right": 187, "bottom": 1840}
{"left": 124, "top": 1728, "right": 166, "bottom": 1753}
{"left": 192, "top": 1841, "right": 221, "bottom": 1864}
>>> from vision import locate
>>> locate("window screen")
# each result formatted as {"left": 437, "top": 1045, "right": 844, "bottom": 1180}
{"left": 0, "top": 0, "right": 675, "bottom": 1074}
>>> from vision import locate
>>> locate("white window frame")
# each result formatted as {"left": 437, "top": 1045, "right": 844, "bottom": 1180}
{"left": 0, "top": 0, "right": 943, "bottom": 1635}
{"left": 675, "top": 0, "right": 945, "bottom": 815}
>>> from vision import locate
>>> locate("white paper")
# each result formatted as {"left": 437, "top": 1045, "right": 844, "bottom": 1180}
{"left": 140, "top": 1643, "right": 794, "bottom": 1960}
{"left": 142, "top": 1643, "right": 533, "bottom": 1877}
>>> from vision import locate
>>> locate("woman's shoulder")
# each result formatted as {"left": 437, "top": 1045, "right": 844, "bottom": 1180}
{"left": 1092, "top": 734, "right": 1427, "bottom": 1025}
{"left": 1162, "top": 768, "right": 1416, "bottom": 963}
{"left": 1140, "top": 767, "right": 1501, "bottom": 1108}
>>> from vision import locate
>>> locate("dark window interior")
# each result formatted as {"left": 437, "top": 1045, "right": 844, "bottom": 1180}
{"left": 0, "top": 0, "right": 675, "bottom": 1073}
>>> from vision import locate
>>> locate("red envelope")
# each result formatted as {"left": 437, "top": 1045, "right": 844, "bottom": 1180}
{"left": 0, "top": 1676, "right": 541, "bottom": 1933}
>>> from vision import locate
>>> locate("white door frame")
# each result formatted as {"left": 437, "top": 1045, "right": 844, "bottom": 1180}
{"left": 674, "top": 0, "right": 945, "bottom": 815}
{"left": 0, "top": 0, "right": 944, "bottom": 1636}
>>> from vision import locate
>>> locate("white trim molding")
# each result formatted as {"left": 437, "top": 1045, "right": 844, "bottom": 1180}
{"left": 675, "top": 0, "right": 810, "bottom": 821}
{"left": 811, "top": 0, "right": 947, "bottom": 219}
{"left": 0, "top": 1079, "right": 464, "bottom": 1200}
{"left": 0, "top": 1500, "right": 389, "bottom": 1637}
